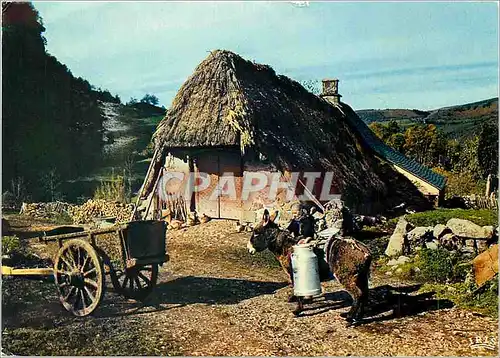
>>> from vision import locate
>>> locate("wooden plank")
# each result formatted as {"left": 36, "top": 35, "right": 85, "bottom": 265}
{"left": 472, "top": 244, "right": 498, "bottom": 287}
{"left": 2, "top": 266, "right": 53, "bottom": 276}
{"left": 130, "top": 148, "right": 159, "bottom": 221}
{"left": 38, "top": 225, "right": 125, "bottom": 242}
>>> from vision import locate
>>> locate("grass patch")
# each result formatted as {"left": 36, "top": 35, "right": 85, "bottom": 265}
{"left": 2, "top": 322, "right": 181, "bottom": 355}
{"left": 406, "top": 208, "right": 497, "bottom": 227}
{"left": 377, "top": 248, "right": 471, "bottom": 283}
{"left": 2, "top": 236, "right": 22, "bottom": 255}
{"left": 416, "top": 248, "right": 469, "bottom": 283}
{"left": 419, "top": 279, "right": 498, "bottom": 318}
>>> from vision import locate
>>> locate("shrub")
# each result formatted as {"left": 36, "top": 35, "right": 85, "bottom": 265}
{"left": 94, "top": 175, "right": 125, "bottom": 202}
{"left": 2, "top": 236, "right": 21, "bottom": 255}
{"left": 406, "top": 208, "right": 497, "bottom": 227}
{"left": 416, "top": 248, "right": 469, "bottom": 283}
{"left": 432, "top": 168, "right": 486, "bottom": 198}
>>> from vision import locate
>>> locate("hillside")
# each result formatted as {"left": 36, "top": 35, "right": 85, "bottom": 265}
{"left": 61, "top": 101, "right": 165, "bottom": 202}
{"left": 356, "top": 97, "right": 498, "bottom": 138}
{"left": 2, "top": 2, "right": 107, "bottom": 202}
{"left": 2, "top": 2, "right": 164, "bottom": 203}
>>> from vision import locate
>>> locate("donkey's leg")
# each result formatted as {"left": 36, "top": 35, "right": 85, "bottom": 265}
{"left": 353, "top": 271, "right": 369, "bottom": 320}
{"left": 342, "top": 275, "right": 364, "bottom": 324}
{"left": 280, "top": 253, "right": 298, "bottom": 303}
{"left": 292, "top": 297, "right": 304, "bottom": 316}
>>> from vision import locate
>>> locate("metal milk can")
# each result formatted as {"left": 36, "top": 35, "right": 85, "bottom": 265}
{"left": 291, "top": 243, "right": 322, "bottom": 297}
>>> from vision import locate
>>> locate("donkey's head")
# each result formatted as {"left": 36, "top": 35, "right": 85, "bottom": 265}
{"left": 247, "top": 209, "right": 279, "bottom": 254}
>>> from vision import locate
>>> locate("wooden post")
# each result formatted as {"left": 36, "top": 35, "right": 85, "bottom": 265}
{"left": 143, "top": 167, "right": 163, "bottom": 220}
{"left": 485, "top": 174, "right": 492, "bottom": 197}
{"left": 130, "top": 148, "right": 160, "bottom": 221}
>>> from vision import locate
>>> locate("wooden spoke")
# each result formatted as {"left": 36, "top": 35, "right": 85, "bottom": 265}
{"left": 64, "top": 286, "right": 77, "bottom": 301}
{"left": 134, "top": 277, "right": 142, "bottom": 289}
{"left": 78, "top": 288, "right": 86, "bottom": 308}
{"left": 84, "top": 286, "right": 97, "bottom": 304}
{"left": 76, "top": 246, "right": 82, "bottom": 269}
{"left": 122, "top": 276, "right": 129, "bottom": 289}
{"left": 81, "top": 255, "right": 91, "bottom": 272}
{"left": 84, "top": 278, "right": 98, "bottom": 289}
{"left": 60, "top": 255, "right": 73, "bottom": 271}
{"left": 83, "top": 267, "right": 97, "bottom": 278}
{"left": 138, "top": 272, "right": 151, "bottom": 286}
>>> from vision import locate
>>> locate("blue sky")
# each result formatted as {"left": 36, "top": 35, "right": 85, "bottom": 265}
{"left": 33, "top": 1, "right": 499, "bottom": 110}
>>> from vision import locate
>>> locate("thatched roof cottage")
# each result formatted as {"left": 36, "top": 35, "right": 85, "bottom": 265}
{"left": 139, "top": 50, "right": 444, "bottom": 221}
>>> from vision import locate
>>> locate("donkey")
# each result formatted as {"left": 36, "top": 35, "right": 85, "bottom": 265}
{"left": 247, "top": 209, "right": 372, "bottom": 325}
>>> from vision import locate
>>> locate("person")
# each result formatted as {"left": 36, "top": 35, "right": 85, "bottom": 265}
{"left": 286, "top": 203, "right": 316, "bottom": 242}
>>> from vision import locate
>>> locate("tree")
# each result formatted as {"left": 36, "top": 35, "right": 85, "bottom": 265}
{"left": 387, "top": 132, "right": 406, "bottom": 153}
{"left": 2, "top": 2, "right": 104, "bottom": 201}
{"left": 127, "top": 97, "right": 138, "bottom": 105}
{"left": 140, "top": 93, "right": 159, "bottom": 106}
{"left": 477, "top": 121, "right": 499, "bottom": 178}
{"left": 403, "top": 124, "right": 445, "bottom": 167}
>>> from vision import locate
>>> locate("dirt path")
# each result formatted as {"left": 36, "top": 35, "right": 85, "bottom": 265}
{"left": 2, "top": 220, "right": 498, "bottom": 356}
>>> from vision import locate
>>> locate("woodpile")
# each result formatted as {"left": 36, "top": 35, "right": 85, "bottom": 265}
{"left": 19, "top": 200, "right": 133, "bottom": 225}
{"left": 20, "top": 202, "right": 75, "bottom": 220}
{"left": 68, "top": 199, "right": 133, "bottom": 224}
{"left": 463, "top": 194, "right": 498, "bottom": 210}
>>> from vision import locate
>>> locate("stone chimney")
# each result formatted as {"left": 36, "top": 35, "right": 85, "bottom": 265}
{"left": 320, "top": 78, "right": 342, "bottom": 105}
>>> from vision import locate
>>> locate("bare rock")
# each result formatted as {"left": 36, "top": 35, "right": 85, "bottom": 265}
{"left": 385, "top": 216, "right": 411, "bottom": 257}
{"left": 478, "top": 240, "right": 489, "bottom": 252}
{"left": 387, "top": 259, "right": 399, "bottom": 266}
{"left": 397, "top": 255, "right": 411, "bottom": 265}
{"left": 446, "top": 218, "right": 492, "bottom": 239}
{"left": 425, "top": 240, "right": 439, "bottom": 250}
{"left": 482, "top": 226, "right": 495, "bottom": 239}
{"left": 440, "top": 233, "right": 459, "bottom": 250}
{"left": 433, "top": 224, "right": 451, "bottom": 239}
{"left": 407, "top": 227, "right": 433, "bottom": 242}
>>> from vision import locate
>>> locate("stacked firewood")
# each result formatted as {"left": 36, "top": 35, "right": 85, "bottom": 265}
{"left": 20, "top": 200, "right": 133, "bottom": 224}
{"left": 20, "top": 201, "right": 75, "bottom": 220}
{"left": 68, "top": 199, "right": 133, "bottom": 224}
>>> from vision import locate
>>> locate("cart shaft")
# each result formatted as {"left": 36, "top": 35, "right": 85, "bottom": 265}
{"left": 2, "top": 265, "right": 53, "bottom": 276}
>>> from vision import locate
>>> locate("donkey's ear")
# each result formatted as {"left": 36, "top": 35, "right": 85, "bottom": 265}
{"left": 262, "top": 209, "right": 270, "bottom": 223}
{"left": 269, "top": 210, "right": 279, "bottom": 222}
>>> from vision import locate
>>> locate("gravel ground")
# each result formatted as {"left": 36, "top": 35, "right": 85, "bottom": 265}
{"left": 2, "top": 219, "right": 498, "bottom": 356}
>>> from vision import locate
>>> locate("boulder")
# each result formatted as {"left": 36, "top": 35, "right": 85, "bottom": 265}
{"left": 440, "top": 233, "right": 459, "bottom": 250}
{"left": 478, "top": 240, "right": 489, "bottom": 252}
{"left": 396, "top": 255, "right": 411, "bottom": 265}
{"left": 407, "top": 226, "right": 433, "bottom": 243}
{"left": 425, "top": 240, "right": 439, "bottom": 250}
{"left": 387, "top": 259, "right": 399, "bottom": 266}
{"left": 433, "top": 224, "right": 450, "bottom": 239}
{"left": 482, "top": 226, "right": 495, "bottom": 239}
{"left": 446, "top": 218, "right": 492, "bottom": 239}
{"left": 385, "top": 216, "right": 412, "bottom": 257}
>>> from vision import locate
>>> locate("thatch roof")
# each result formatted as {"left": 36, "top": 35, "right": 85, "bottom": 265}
{"left": 144, "top": 50, "right": 429, "bottom": 213}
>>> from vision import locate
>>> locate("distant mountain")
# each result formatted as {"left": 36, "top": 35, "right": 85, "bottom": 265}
{"left": 356, "top": 97, "right": 498, "bottom": 138}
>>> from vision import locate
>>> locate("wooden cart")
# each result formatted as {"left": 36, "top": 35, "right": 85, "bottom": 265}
{"left": 3, "top": 220, "right": 168, "bottom": 317}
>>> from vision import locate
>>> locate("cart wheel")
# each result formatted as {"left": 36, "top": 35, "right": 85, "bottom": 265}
{"left": 112, "top": 264, "right": 158, "bottom": 300}
{"left": 53, "top": 239, "right": 105, "bottom": 317}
